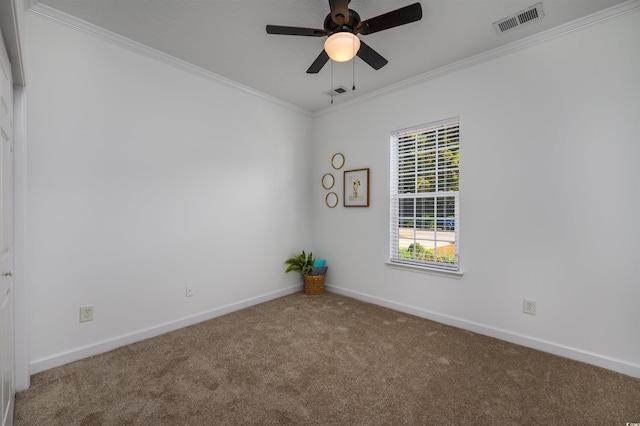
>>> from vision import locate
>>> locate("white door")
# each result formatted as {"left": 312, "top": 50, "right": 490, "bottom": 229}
{"left": 0, "top": 30, "right": 14, "bottom": 426}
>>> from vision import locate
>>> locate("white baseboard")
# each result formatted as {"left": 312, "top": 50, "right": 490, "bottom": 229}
{"left": 31, "top": 283, "right": 639, "bottom": 379}
{"left": 325, "top": 284, "right": 640, "bottom": 378}
{"left": 30, "top": 285, "right": 302, "bottom": 375}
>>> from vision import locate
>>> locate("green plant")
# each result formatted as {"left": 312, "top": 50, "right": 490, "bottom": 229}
{"left": 398, "top": 243, "right": 456, "bottom": 265}
{"left": 408, "top": 242, "right": 427, "bottom": 255}
{"left": 284, "top": 250, "right": 315, "bottom": 276}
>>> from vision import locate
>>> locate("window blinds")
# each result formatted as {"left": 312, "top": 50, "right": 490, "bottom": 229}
{"left": 390, "top": 118, "right": 460, "bottom": 271}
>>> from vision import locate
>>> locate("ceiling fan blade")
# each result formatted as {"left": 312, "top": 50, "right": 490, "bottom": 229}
{"left": 328, "top": 0, "right": 350, "bottom": 26}
{"left": 266, "top": 25, "right": 326, "bottom": 37}
{"left": 307, "top": 50, "right": 330, "bottom": 74}
{"left": 357, "top": 3, "right": 422, "bottom": 35}
{"left": 356, "top": 41, "right": 388, "bottom": 70}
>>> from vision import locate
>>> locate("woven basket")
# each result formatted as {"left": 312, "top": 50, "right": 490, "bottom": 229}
{"left": 303, "top": 274, "right": 325, "bottom": 295}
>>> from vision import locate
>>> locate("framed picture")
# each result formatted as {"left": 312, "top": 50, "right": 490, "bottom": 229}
{"left": 344, "top": 168, "right": 369, "bottom": 207}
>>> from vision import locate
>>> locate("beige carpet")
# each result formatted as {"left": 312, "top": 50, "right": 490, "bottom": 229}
{"left": 15, "top": 292, "right": 640, "bottom": 425}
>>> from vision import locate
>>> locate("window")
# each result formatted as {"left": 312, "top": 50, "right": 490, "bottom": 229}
{"left": 390, "top": 118, "right": 460, "bottom": 272}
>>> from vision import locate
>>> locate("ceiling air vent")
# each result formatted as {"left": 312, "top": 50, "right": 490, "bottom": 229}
{"left": 493, "top": 3, "right": 544, "bottom": 34}
{"left": 323, "top": 86, "right": 350, "bottom": 97}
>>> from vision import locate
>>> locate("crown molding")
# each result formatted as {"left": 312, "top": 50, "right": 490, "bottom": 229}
{"left": 1, "top": 0, "right": 27, "bottom": 85}
{"left": 26, "top": 0, "right": 640, "bottom": 118}
{"left": 23, "top": 0, "right": 38, "bottom": 10}
{"left": 27, "top": 3, "right": 313, "bottom": 117}
{"left": 314, "top": 0, "right": 640, "bottom": 118}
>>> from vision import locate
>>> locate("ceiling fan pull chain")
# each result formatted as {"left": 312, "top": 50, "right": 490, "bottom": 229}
{"left": 331, "top": 60, "right": 334, "bottom": 104}
{"left": 351, "top": 35, "right": 357, "bottom": 90}
{"left": 352, "top": 52, "right": 356, "bottom": 91}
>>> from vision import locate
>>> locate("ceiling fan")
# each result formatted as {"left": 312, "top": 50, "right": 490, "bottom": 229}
{"left": 266, "top": 1, "right": 422, "bottom": 74}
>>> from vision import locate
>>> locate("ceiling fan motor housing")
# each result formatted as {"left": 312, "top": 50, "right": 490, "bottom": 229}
{"left": 324, "top": 9, "right": 362, "bottom": 35}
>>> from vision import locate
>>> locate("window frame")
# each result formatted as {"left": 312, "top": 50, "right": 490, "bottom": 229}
{"left": 389, "top": 117, "right": 461, "bottom": 274}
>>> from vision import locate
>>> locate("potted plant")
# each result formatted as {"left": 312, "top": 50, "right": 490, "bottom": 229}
{"left": 284, "top": 250, "right": 327, "bottom": 295}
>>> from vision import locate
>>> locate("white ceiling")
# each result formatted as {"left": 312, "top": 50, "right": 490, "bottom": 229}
{"left": 31, "top": 0, "right": 630, "bottom": 112}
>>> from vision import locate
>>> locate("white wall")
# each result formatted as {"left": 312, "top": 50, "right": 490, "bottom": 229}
{"left": 25, "top": 14, "right": 313, "bottom": 372}
{"left": 313, "top": 10, "right": 640, "bottom": 376}
{"left": 23, "top": 7, "right": 640, "bottom": 378}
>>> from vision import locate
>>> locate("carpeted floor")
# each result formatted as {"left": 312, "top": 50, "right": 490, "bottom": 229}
{"left": 14, "top": 292, "right": 640, "bottom": 425}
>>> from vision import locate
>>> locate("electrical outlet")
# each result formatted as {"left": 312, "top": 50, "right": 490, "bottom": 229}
{"left": 80, "top": 305, "right": 94, "bottom": 322}
{"left": 523, "top": 299, "right": 536, "bottom": 315}
{"left": 185, "top": 285, "right": 193, "bottom": 297}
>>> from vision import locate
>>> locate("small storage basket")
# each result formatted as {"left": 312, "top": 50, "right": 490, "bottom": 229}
{"left": 304, "top": 274, "right": 325, "bottom": 295}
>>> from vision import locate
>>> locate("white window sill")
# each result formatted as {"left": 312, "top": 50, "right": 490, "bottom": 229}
{"left": 385, "top": 261, "right": 464, "bottom": 279}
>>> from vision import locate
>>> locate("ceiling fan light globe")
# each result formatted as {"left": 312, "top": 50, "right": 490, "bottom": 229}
{"left": 324, "top": 32, "right": 361, "bottom": 62}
